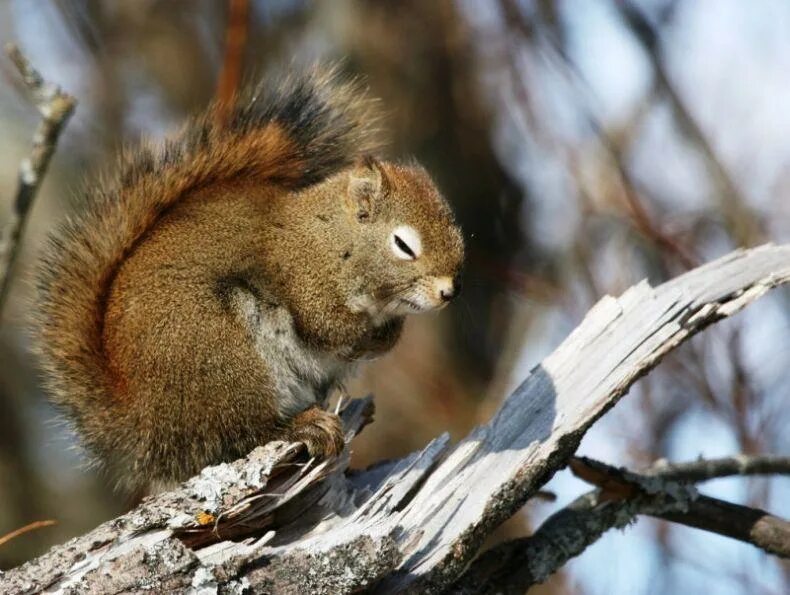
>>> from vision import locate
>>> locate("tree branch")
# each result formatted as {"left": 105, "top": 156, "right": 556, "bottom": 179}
{"left": 2, "top": 245, "right": 790, "bottom": 594}
{"left": 213, "top": 0, "right": 249, "bottom": 127}
{"left": 617, "top": 2, "right": 762, "bottom": 245}
{"left": 656, "top": 496, "right": 790, "bottom": 558}
{"left": 0, "top": 44, "right": 76, "bottom": 315}
{"left": 570, "top": 457, "right": 790, "bottom": 558}
{"left": 453, "top": 455, "right": 790, "bottom": 594}
{"left": 451, "top": 491, "right": 634, "bottom": 595}
{"left": 648, "top": 454, "right": 790, "bottom": 483}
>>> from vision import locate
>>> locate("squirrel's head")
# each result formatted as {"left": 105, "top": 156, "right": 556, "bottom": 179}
{"left": 342, "top": 157, "right": 464, "bottom": 319}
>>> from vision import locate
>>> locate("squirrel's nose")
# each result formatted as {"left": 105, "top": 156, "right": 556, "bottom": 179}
{"left": 439, "top": 277, "right": 461, "bottom": 302}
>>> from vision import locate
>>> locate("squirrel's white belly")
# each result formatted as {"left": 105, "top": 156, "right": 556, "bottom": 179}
{"left": 230, "top": 286, "right": 352, "bottom": 418}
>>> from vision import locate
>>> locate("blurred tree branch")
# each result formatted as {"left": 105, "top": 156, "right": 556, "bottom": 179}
{"left": 0, "top": 521, "right": 57, "bottom": 549}
{"left": 214, "top": 0, "right": 249, "bottom": 127}
{"left": 499, "top": 0, "right": 700, "bottom": 274}
{"left": 647, "top": 454, "right": 790, "bottom": 482}
{"left": 0, "top": 44, "right": 76, "bottom": 316}
{"left": 617, "top": 1, "right": 763, "bottom": 246}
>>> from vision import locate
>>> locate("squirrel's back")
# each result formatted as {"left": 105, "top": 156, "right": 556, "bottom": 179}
{"left": 34, "top": 68, "right": 380, "bottom": 482}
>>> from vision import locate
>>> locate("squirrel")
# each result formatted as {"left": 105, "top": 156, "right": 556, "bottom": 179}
{"left": 33, "top": 67, "right": 464, "bottom": 492}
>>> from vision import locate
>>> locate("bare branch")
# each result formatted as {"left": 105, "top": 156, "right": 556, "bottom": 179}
{"left": 617, "top": 2, "right": 763, "bottom": 245}
{"left": 648, "top": 454, "right": 790, "bottom": 483}
{"left": 2, "top": 245, "right": 790, "bottom": 593}
{"left": 213, "top": 0, "right": 249, "bottom": 127}
{"left": 454, "top": 455, "right": 790, "bottom": 594}
{"left": 657, "top": 496, "right": 790, "bottom": 559}
{"left": 0, "top": 44, "right": 76, "bottom": 315}
{"left": 451, "top": 491, "right": 636, "bottom": 595}
{"left": 571, "top": 457, "right": 790, "bottom": 558}
{"left": 500, "top": 4, "right": 701, "bottom": 271}
{"left": 0, "top": 520, "right": 57, "bottom": 549}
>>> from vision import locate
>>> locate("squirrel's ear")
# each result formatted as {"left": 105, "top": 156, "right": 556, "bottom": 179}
{"left": 347, "top": 156, "right": 388, "bottom": 222}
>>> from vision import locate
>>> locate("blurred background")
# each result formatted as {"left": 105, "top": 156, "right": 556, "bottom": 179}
{"left": 1, "top": 1, "right": 788, "bottom": 593}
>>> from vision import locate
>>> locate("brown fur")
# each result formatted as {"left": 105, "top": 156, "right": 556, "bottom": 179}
{"left": 34, "top": 68, "right": 464, "bottom": 492}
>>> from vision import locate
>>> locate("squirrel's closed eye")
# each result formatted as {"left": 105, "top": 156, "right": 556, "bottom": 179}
{"left": 391, "top": 225, "right": 422, "bottom": 260}
{"left": 394, "top": 235, "right": 415, "bottom": 258}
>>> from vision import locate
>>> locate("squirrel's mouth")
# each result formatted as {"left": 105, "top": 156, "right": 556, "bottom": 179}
{"left": 398, "top": 296, "right": 445, "bottom": 313}
{"left": 399, "top": 298, "right": 423, "bottom": 311}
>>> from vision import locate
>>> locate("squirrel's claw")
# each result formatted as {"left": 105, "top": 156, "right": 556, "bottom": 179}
{"left": 288, "top": 406, "right": 346, "bottom": 459}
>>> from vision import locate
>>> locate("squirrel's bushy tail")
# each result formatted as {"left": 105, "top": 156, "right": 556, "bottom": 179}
{"left": 34, "top": 67, "right": 381, "bottom": 453}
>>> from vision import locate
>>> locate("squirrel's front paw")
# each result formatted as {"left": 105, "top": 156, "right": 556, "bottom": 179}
{"left": 288, "top": 406, "right": 345, "bottom": 459}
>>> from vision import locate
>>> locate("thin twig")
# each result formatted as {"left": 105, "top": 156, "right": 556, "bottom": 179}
{"left": 648, "top": 454, "right": 790, "bottom": 483}
{"left": 498, "top": 1, "right": 700, "bottom": 271}
{"left": 0, "top": 520, "right": 57, "bottom": 548}
{"left": 0, "top": 44, "right": 76, "bottom": 316}
{"left": 214, "top": 0, "right": 249, "bottom": 127}
{"left": 617, "top": 1, "right": 763, "bottom": 245}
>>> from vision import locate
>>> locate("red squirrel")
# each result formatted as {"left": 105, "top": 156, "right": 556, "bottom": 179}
{"left": 34, "top": 68, "right": 464, "bottom": 492}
